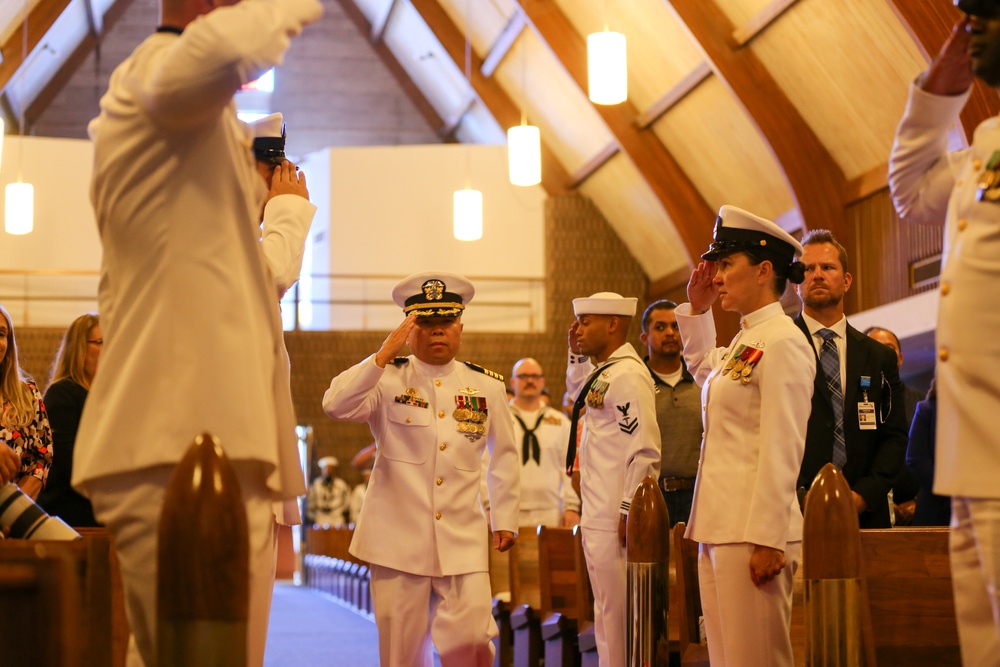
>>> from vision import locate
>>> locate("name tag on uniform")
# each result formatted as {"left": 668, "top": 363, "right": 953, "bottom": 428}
{"left": 858, "top": 402, "right": 877, "bottom": 430}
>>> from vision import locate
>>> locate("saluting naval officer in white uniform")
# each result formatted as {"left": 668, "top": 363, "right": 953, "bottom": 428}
{"left": 675, "top": 206, "right": 815, "bottom": 667}
{"left": 565, "top": 293, "right": 660, "bottom": 667}
{"left": 323, "top": 271, "right": 520, "bottom": 667}
{"left": 76, "top": 2, "right": 322, "bottom": 666}
{"left": 889, "top": 6, "right": 1000, "bottom": 663}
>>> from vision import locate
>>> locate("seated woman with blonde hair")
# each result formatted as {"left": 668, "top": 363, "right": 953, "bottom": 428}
{"left": 0, "top": 304, "right": 52, "bottom": 499}
{"left": 37, "top": 313, "right": 102, "bottom": 527}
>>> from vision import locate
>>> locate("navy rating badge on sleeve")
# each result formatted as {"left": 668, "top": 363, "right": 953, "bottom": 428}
{"left": 616, "top": 402, "right": 638, "bottom": 435}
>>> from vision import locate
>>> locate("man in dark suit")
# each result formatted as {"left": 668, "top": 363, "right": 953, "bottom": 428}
{"left": 794, "top": 230, "right": 908, "bottom": 528}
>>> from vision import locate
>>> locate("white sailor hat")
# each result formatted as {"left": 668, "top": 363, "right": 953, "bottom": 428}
{"left": 318, "top": 456, "right": 339, "bottom": 469}
{"left": 248, "top": 112, "right": 286, "bottom": 165}
{"left": 572, "top": 292, "right": 638, "bottom": 317}
{"left": 392, "top": 271, "right": 475, "bottom": 317}
{"left": 701, "top": 205, "right": 803, "bottom": 265}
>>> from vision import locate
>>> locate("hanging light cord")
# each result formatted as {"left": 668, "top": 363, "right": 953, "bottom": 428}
{"left": 520, "top": 16, "right": 527, "bottom": 127}
{"left": 463, "top": 0, "right": 472, "bottom": 189}
{"left": 17, "top": 0, "right": 28, "bottom": 182}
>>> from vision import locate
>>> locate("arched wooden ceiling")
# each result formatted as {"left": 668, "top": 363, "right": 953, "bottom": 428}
{"left": 3, "top": 0, "right": 999, "bottom": 293}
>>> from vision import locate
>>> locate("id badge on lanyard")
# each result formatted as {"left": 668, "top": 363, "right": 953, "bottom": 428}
{"left": 858, "top": 375, "right": 876, "bottom": 431}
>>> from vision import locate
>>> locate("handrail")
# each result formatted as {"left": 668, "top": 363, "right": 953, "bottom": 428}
{"left": 2, "top": 270, "right": 545, "bottom": 332}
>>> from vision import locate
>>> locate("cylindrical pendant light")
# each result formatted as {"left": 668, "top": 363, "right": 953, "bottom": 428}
{"left": 453, "top": 188, "right": 483, "bottom": 241}
{"left": 507, "top": 124, "right": 541, "bottom": 186}
{"left": 5, "top": 182, "right": 33, "bottom": 235}
{"left": 587, "top": 30, "right": 627, "bottom": 105}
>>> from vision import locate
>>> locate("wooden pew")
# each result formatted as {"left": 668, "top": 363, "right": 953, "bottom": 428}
{"left": 76, "top": 527, "right": 128, "bottom": 667}
{"left": 858, "top": 528, "right": 959, "bottom": 666}
{"left": 538, "top": 526, "right": 585, "bottom": 667}
{"left": 0, "top": 545, "right": 82, "bottom": 667}
{"left": 0, "top": 530, "right": 126, "bottom": 667}
{"left": 672, "top": 523, "right": 709, "bottom": 667}
{"left": 574, "top": 526, "right": 598, "bottom": 667}
{"left": 305, "top": 524, "right": 355, "bottom": 562}
{"left": 509, "top": 526, "right": 543, "bottom": 667}
{"left": 490, "top": 527, "right": 514, "bottom": 667}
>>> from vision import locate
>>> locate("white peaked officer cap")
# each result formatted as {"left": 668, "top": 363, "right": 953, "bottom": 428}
{"left": 318, "top": 456, "right": 339, "bottom": 468}
{"left": 701, "top": 205, "right": 803, "bottom": 264}
{"left": 572, "top": 292, "right": 638, "bottom": 317}
{"left": 248, "top": 112, "right": 286, "bottom": 165}
{"left": 392, "top": 271, "right": 475, "bottom": 317}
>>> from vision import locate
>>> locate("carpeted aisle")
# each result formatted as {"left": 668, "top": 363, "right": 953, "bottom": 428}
{"left": 264, "top": 581, "right": 381, "bottom": 667}
{"left": 264, "top": 581, "right": 445, "bottom": 667}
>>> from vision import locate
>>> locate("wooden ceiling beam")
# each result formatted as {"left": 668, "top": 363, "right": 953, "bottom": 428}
{"left": 518, "top": 0, "right": 714, "bottom": 262}
{"left": 0, "top": 0, "right": 73, "bottom": 96}
{"left": 408, "top": 0, "right": 570, "bottom": 195}
{"left": 667, "top": 0, "right": 849, "bottom": 240}
{"left": 886, "top": 0, "right": 1000, "bottom": 143}
{"left": 335, "top": 0, "right": 456, "bottom": 144}
{"left": 24, "top": 0, "right": 136, "bottom": 130}
{"left": 481, "top": 11, "right": 526, "bottom": 78}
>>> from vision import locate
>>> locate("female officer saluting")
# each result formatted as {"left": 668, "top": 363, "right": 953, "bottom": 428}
{"left": 674, "top": 205, "right": 815, "bottom": 667}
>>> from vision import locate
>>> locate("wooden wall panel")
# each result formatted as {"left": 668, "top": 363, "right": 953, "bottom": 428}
{"left": 845, "top": 188, "right": 942, "bottom": 313}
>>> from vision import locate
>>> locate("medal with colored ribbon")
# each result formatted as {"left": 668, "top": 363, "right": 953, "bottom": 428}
{"left": 977, "top": 150, "right": 1000, "bottom": 203}
{"left": 454, "top": 395, "right": 488, "bottom": 439}
{"left": 731, "top": 347, "right": 763, "bottom": 385}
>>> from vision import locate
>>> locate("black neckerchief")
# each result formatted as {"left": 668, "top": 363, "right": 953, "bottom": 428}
{"left": 513, "top": 410, "right": 546, "bottom": 465}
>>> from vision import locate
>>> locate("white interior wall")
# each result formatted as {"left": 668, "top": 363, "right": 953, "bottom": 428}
{"left": 297, "top": 143, "right": 546, "bottom": 332}
{"left": 1, "top": 136, "right": 547, "bottom": 332}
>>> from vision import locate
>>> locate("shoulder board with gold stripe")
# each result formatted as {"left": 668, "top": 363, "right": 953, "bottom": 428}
{"left": 390, "top": 357, "right": 410, "bottom": 366}
{"left": 463, "top": 361, "right": 504, "bottom": 383}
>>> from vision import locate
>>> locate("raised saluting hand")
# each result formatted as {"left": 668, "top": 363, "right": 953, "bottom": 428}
{"left": 375, "top": 313, "right": 417, "bottom": 368}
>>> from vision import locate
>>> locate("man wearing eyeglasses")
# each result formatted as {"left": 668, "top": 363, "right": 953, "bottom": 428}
{"left": 792, "top": 229, "right": 907, "bottom": 529}
{"left": 506, "top": 358, "right": 580, "bottom": 528}
{"left": 889, "top": 2, "right": 1000, "bottom": 661}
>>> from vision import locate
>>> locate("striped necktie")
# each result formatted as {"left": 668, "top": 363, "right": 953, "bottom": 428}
{"left": 817, "top": 328, "right": 847, "bottom": 469}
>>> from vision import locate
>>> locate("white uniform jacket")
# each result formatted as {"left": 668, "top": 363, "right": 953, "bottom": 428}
{"left": 261, "top": 194, "right": 316, "bottom": 525}
{"left": 889, "top": 83, "right": 1000, "bottom": 499}
{"left": 566, "top": 343, "right": 660, "bottom": 531}
{"left": 262, "top": 194, "right": 316, "bottom": 299}
{"left": 508, "top": 405, "right": 581, "bottom": 516}
{"left": 675, "top": 302, "right": 815, "bottom": 551}
{"left": 323, "top": 354, "right": 521, "bottom": 577}
{"left": 76, "top": 0, "right": 322, "bottom": 499}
